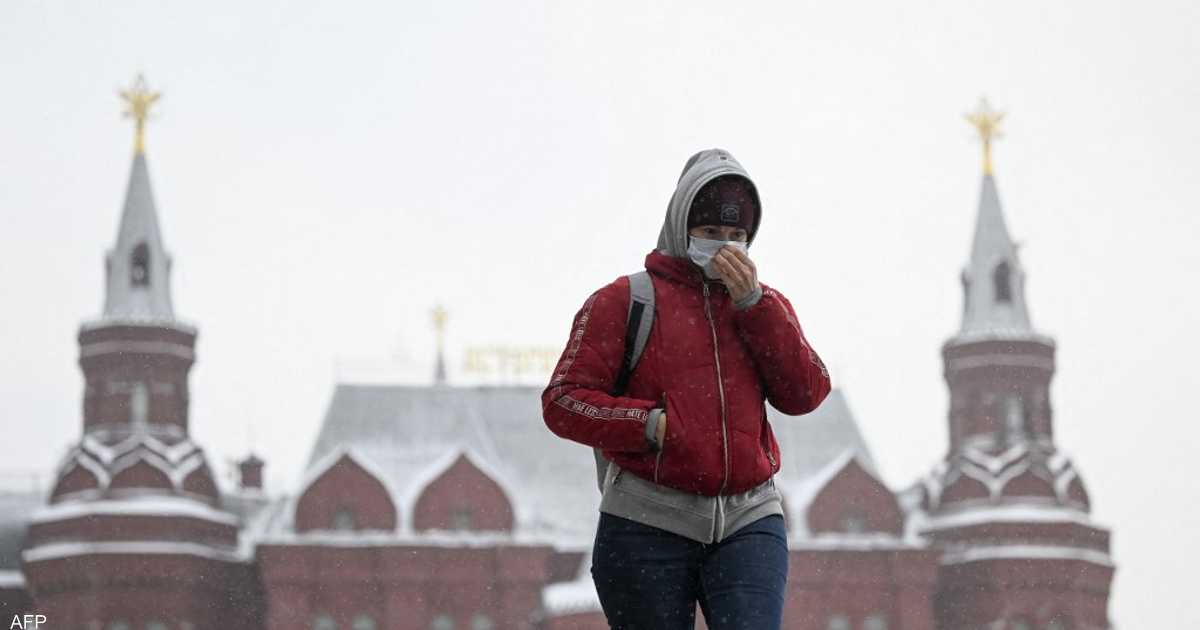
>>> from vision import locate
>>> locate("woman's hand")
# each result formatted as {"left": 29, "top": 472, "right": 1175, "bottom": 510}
{"left": 712, "top": 245, "right": 760, "bottom": 303}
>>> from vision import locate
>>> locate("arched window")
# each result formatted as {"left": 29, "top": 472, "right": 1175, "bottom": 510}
{"left": 470, "top": 613, "right": 494, "bottom": 630}
{"left": 351, "top": 615, "right": 377, "bottom": 630}
{"left": 1004, "top": 394, "right": 1027, "bottom": 439}
{"left": 993, "top": 261, "right": 1012, "bottom": 303}
{"left": 828, "top": 615, "right": 850, "bottom": 630}
{"left": 839, "top": 511, "right": 866, "bottom": 534}
{"left": 453, "top": 505, "right": 474, "bottom": 530}
{"left": 131, "top": 242, "right": 151, "bottom": 287}
{"left": 431, "top": 614, "right": 455, "bottom": 630}
{"left": 313, "top": 614, "right": 337, "bottom": 630}
{"left": 333, "top": 507, "right": 356, "bottom": 531}
{"left": 864, "top": 615, "right": 888, "bottom": 630}
{"left": 130, "top": 381, "right": 149, "bottom": 427}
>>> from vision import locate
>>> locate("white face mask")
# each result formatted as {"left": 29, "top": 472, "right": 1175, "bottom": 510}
{"left": 686, "top": 236, "right": 748, "bottom": 279}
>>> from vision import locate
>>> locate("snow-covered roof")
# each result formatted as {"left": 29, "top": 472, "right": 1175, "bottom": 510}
{"left": 280, "top": 384, "right": 601, "bottom": 545}
{"left": 51, "top": 432, "right": 220, "bottom": 501}
{"left": 280, "top": 384, "right": 885, "bottom": 554}
{"left": 913, "top": 440, "right": 1090, "bottom": 514}
{"left": 771, "top": 389, "right": 879, "bottom": 486}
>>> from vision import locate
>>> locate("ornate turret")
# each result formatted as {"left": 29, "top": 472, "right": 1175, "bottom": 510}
{"left": 21, "top": 76, "right": 258, "bottom": 629}
{"left": 942, "top": 98, "right": 1056, "bottom": 455}
{"left": 61, "top": 73, "right": 213, "bottom": 492}
{"left": 914, "top": 100, "right": 1114, "bottom": 630}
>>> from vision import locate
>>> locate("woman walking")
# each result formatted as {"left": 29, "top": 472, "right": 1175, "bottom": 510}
{"left": 542, "top": 148, "right": 831, "bottom": 629}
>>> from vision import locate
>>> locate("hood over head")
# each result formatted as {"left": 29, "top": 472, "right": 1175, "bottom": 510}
{"left": 656, "top": 148, "right": 762, "bottom": 257}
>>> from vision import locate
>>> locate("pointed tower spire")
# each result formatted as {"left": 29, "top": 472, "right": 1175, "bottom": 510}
{"left": 956, "top": 99, "right": 1035, "bottom": 340}
{"left": 432, "top": 304, "right": 448, "bottom": 386}
{"left": 102, "top": 75, "right": 176, "bottom": 322}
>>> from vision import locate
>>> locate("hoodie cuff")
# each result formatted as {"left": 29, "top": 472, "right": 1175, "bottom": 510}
{"left": 644, "top": 408, "right": 664, "bottom": 452}
{"left": 733, "top": 285, "right": 763, "bottom": 311}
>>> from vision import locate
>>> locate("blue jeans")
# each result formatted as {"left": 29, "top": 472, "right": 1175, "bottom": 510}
{"left": 590, "top": 511, "right": 789, "bottom": 630}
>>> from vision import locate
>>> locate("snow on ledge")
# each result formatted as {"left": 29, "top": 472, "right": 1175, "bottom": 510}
{"left": 79, "top": 317, "right": 197, "bottom": 334}
{"left": 940, "top": 544, "right": 1113, "bottom": 568}
{"left": 258, "top": 526, "right": 566, "bottom": 549}
{"left": 0, "top": 570, "right": 25, "bottom": 589}
{"left": 31, "top": 496, "right": 238, "bottom": 526}
{"left": 22, "top": 540, "right": 244, "bottom": 564}
{"left": 789, "top": 532, "right": 928, "bottom": 551}
{"left": 917, "top": 504, "right": 1097, "bottom": 532}
{"left": 542, "top": 578, "right": 602, "bottom": 616}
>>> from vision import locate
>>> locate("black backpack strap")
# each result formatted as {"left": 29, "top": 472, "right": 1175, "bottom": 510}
{"left": 611, "top": 271, "right": 655, "bottom": 397}
{"left": 596, "top": 272, "right": 656, "bottom": 493}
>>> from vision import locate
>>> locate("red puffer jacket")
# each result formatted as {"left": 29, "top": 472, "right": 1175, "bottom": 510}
{"left": 543, "top": 249, "right": 831, "bottom": 496}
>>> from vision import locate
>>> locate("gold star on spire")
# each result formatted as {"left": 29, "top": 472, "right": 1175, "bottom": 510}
{"left": 431, "top": 304, "right": 449, "bottom": 385}
{"left": 965, "top": 97, "right": 1005, "bottom": 175}
{"left": 432, "top": 304, "right": 448, "bottom": 345}
{"left": 119, "top": 74, "right": 161, "bottom": 155}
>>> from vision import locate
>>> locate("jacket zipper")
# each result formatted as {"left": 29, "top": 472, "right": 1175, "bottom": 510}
{"left": 764, "top": 422, "right": 777, "bottom": 470}
{"left": 653, "top": 443, "right": 664, "bottom": 484}
{"left": 653, "top": 393, "right": 667, "bottom": 484}
{"left": 702, "top": 279, "right": 730, "bottom": 541}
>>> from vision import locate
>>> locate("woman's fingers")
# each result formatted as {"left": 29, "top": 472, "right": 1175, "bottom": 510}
{"left": 714, "top": 250, "right": 750, "bottom": 298}
{"left": 714, "top": 246, "right": 758, "bottom": 301}
{"left": 726, "top": 247, "right": 757, "bottom": 285}
{"left": 712, "top": 252, "right": 734, "bottom": 283}
{"left": 714, "top": 251, "right": 742, "bottom": 289}
{"left": 720, "top": 248, "right": 750, "bottom": 282}
{"left": 730, "top": 246, "right": 757, "bottom": 275}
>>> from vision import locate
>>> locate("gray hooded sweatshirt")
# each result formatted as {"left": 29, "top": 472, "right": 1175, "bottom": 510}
{"left": 596, "top": 148, "right": 782, "bottom": 544}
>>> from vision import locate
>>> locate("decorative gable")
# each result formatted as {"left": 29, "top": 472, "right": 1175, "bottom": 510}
{"left": 412, "top": 451, "right": 515, "bottom": 533}
{"left": 807, "top": 456, "right": 902, "bottom": 536}
{"left": 295, "top": 451, "right": 397, "bottom": 533}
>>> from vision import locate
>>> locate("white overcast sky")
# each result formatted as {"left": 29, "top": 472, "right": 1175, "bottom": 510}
{"left": 2, "top": 0, "right": 1197, "bottom": 626}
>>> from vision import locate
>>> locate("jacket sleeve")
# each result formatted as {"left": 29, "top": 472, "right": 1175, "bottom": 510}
{"left": 542, "top": 280, "right": 659, "bottom": 452}
{"left": 732, "top": 284, "right": 832, "bottom": 415}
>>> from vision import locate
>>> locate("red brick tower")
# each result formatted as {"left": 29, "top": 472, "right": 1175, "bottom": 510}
{"left": 915, "top": 101, "right": 1114, "bottom": 629}
{"left": 20, "top": 75, "right": 258, "bottom": 630}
